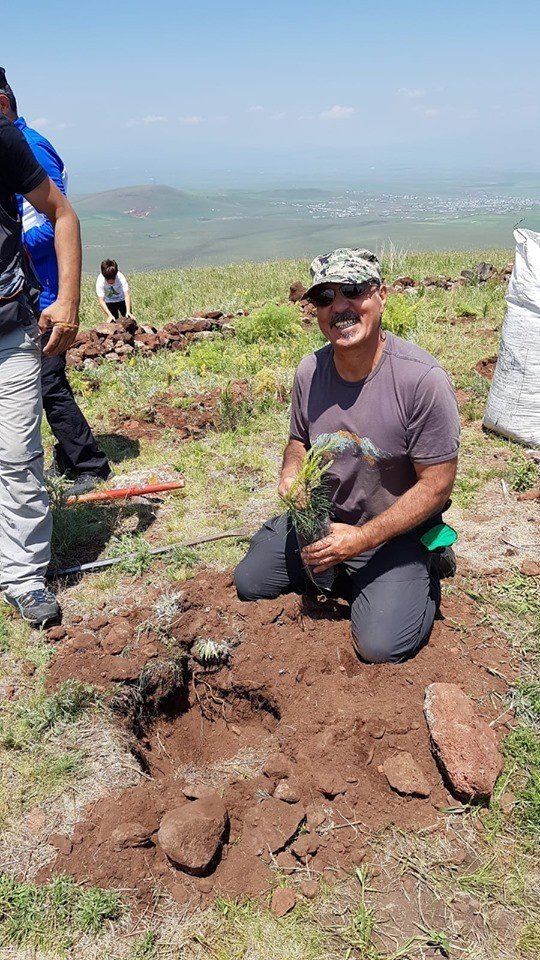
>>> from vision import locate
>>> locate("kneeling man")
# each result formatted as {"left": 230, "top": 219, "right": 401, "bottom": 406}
{"left": 234, "top": 248, "right": 459, "bottom": 663}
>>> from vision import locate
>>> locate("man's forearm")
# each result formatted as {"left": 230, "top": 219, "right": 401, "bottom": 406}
{"left": 356, "top": 474, "right": 453, "bottom": 552}
{"left": 53, "top": 203, "right": 81, "bottom": 318}
{"left": 280, "top": 439, "right": 307, "bottom": 482}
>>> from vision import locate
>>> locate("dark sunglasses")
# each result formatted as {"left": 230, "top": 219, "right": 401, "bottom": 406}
{"left": 309, "top": 280, "right": 379, "bottom": 308}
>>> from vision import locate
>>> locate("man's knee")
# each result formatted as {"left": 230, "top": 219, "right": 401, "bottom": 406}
{"left": 351, "top": 607, "right": 432, "bottom": 664}
{"left": 233, "top": 559, "right": 277, "bottom": 602}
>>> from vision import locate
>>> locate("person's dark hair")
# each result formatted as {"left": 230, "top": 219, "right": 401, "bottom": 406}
{"left": 0, "top": 67, "right": 18, "bottom": 115}
{"left": 101, "top": 259, "right": 118, "bottom": 281}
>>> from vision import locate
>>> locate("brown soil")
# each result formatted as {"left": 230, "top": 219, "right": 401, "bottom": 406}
{"left": 476, "top": 356, "right": 498, "bottom": 380}
{"left": 40, "top": 569, "right": 512, "bottom": 912}
{"left": 111, "top": 380, "right": 252, "bottom": 442}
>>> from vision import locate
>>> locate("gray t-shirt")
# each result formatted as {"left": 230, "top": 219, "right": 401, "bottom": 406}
{"left": 289, "top": 331, "right": 460, "bottom": 525}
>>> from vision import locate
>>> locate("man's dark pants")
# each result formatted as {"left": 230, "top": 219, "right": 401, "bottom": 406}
{"left": 234, "top": 513, "right": 440, "bottom": 664}
{"left": 41, "top": 332, "right": 110, "bottom": 479}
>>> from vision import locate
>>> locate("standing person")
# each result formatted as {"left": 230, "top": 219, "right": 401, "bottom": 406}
{"left": 0, "top": 70, "right": 111, "bottom": 495}
{"left": 0, "top": 68, "right": 81, "bottom": 624}
{"left": 96, "top": 259, "right": 133, "bottom": 320}
{"left": 234, "top": 248, "right": 459, "bottom": 664}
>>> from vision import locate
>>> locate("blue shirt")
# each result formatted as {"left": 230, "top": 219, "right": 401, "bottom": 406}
{"left": 14, "top": 116, "right": 67, "bottom": 309}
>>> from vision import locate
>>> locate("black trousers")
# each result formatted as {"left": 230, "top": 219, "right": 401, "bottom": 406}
{"left": 41, "top": 331, "right": 110, "bottom": 479}
{"left": 108, "top": 300, "right": 127, "bottom": 319}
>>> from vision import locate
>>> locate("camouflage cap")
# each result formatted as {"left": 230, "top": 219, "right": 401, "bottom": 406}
{"left": 304, "top": 247, "right": 382, "bottom": 299}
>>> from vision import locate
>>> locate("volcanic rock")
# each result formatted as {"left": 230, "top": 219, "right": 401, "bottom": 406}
{"left": 291, "top": 832, "right": 320, "bottom": 859}
{"left": 275, "top": 851, "right": 297, "bottom": 875}
{"left": 87, "top": 615, "right": 109, "bottom": 631}
{"left": 316, "top": 772, "right": 348, "bottom": 798}
{"left": 48, "top": 833, "right": 73, "bottom": 856}
{"left": 424, "top": 683, "right": 503, "bottom": 802}
{"left": 520, "top": 560, "right": 540, "bottom": 576}
{"left": 383, "top": 752, "right": 431, "bottom": 798}
{"left": 271, "top": 888, "right": 296, "bottom": 916}
{"left": 289, "top": 281, "right": 307, "bottom": 302}
{"left": 47, "top": 626, "right": 66, "bottom": 642}
{"left": 273, "top": 779, "right": 301, "bottom": 803}
{"left": 157, "top": 795, "right": 228, "bottom": 875}
{"left": 517, "top": 489, "right": 540, "bottom": 503}
{"left": 262, "top": 753, "right": 293, "bottom": 781}
{"left": 243, "top": 798, "right": 305, "bottom": 855}
{"left": 300, "top": 879, "right": 319, "bottom": 899}
{"left": 111, "top": 821, "right": 152, "bottom": 850}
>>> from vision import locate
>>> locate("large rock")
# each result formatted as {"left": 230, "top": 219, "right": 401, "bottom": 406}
{"left": 243, "top": 798, "right": 305, "bottom": 855}
{"left": 424, "top": 683, "right": 503, "bottom": 802}
{"left": 158, "top": 795, "right": 228, "bottom": 875}
{"left": 383, "top": 752, "right": 431, "bottom": 798}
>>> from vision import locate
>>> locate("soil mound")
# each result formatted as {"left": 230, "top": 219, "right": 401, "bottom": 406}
{"left": 41, "top": 571, "right": 510, "bottom": 910}
{"left": 476, "top": 356, "right": 497, "bottom": 380}
{"left": 111, "top": 380, "right": 252, "bottom": 442}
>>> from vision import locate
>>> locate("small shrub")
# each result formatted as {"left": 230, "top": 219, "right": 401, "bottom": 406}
{"left": 382, "top": 294, "right": 418, "bottom": 337}
{"left": 192, "top": 638, "right": 230, "bottom": 666}
{"left": 218, "top": 381, "right": 254, "bottom": 431}
{"left": 508, "top": 456, "right": 539, "bottom": 493}
{"left": 108, "top": 534, "right": 153, "bottom": 577}
{"left": 234, "top": 303, "right": 303, "bottom": 345}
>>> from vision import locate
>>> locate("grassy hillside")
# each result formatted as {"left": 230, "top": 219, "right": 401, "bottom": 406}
{"left": 79, "top": 247, "right": 513, "bottom": 329}
{"left": 0, "top": 251, "right": 538, "bottom": 960}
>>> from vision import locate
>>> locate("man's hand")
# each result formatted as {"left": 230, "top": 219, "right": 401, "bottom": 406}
{"left": 301, "top": 522, "right": 366, "bottom": 572}
{"left": 278, "top": 474, "right": 296, "bottom": 501}
{"left": 40, "top": 298, "right": 79, "bottom": 356}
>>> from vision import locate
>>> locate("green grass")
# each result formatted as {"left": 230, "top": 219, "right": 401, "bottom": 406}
{"left": 0, "top": 874, "right": 121, "bottom": 951}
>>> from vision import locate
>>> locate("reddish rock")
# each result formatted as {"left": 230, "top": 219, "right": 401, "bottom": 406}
{"left": 158, "top": 795, "right": 228, "bottom": 875}
{"left": 270, "top": 888, "right": 296, "bottom": 917}
{"left": 300, "top": 879, "right": 319, "bottom": 899}
{"left": 243, "top": 798, "right": 305, "bottom": 855}
{"left": 102, "top": 623, "right": 131, "bottom": 655}
{"left": 275, "top": 851, "right": 297, "bottom": 875}
{"left": 383, "top": 752, "right": 431, "bottom": 798}
{"left": 48, "top": 833, "right": 73, "bottom": 856}
{"left": 520, "top": 559, "right": 540, "bottom": 576}
{"left": 262, "top": 754, "right": 293, "bottom": 781}
{"left": 315, "top": 772, "right": 348, "bottom": 798}
{"left": 47, "top": 626, "right": 66, "bottom": 642}
{"left": 110, "top": 821, "right": 152, "bottom": 850}
{"left": 289, "top": 280, "right": 307, "bottom": 302}
{"left": 291, "top": 832, "right": 320, "bottom": 859}
{"left": 273, "top": 779, "right": 301, "bottom": 803}
{"left": 306, "top": 805, "right": 326, "bottom": 832}
{"left": 87, "top": 615, "right": 110, "bottom": 631}
{"left": 424, "top": 683, "right": 503, "bottom": 801}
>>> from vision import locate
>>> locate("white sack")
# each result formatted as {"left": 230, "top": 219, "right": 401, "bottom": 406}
{"left": 483, "top": 228, "right": 540, "bottom": 446}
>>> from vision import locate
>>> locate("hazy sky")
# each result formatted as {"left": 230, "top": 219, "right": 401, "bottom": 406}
{"left": 7, "top": 0, "right": 540, "bottom": 192}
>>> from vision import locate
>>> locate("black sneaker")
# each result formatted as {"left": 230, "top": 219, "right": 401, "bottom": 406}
{"left": 69, "top": 471, "right": 112, "bottom": 498}
{"left": 5, "top": 587, "right": 60, "bottom": 625}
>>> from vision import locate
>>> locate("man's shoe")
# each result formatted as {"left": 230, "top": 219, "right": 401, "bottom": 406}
{"left": 69, "top": 471, "right": 111, "bottom": 498}
{"left": 5, "top": 588, "right": 60, "bottom": 626}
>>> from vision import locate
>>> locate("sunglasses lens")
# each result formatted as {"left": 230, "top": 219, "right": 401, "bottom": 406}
{"left": 341, "top": 282, "right": 368, "bottom": 299}
{"left": 311, "top": 288, "right": 335, "bottom": 307}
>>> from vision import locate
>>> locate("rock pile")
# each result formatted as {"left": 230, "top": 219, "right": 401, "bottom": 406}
{"left": 290, "top": 262, "right": 513, "bottom": 302}
{"left": 66, "top": 311, "right": 237, "bottom": 370}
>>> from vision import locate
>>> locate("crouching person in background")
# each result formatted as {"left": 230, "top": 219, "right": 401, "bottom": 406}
{"left": 234, "top": 248, "right": 459, "bottom": 664}
{"left": 96, "top": 259, "right": 134, "bottom": 321}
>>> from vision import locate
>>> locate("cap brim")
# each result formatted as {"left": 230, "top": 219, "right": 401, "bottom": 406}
{"left": 303, "top": 273, "right": 379, "bottom": 300}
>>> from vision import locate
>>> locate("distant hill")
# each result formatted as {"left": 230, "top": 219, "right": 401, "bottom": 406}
{"left": 73, "top": 182, "right": 536, "bottom": 273}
